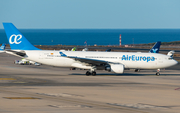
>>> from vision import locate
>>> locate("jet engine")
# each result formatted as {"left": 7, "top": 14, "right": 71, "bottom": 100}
{"left": 105, "top": 64, "right": 124, "bottom": 73}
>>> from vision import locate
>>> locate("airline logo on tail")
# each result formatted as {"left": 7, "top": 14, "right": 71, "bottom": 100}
{"left": 9, "top": 34, "right": 22, "bottom": 44}
{"left": 3, "top": 23, "right": 40, "bottom": 50}
{"left": 0, "top": 43, "right": 6, "bottom": 50}
{"left": 0, "top": 46, "right": 4, "bottom": 49}
{"left": 152, "top": 48, "right": 158, "bottom": 53}
{"left": 149, "top": 41, "right": 161, "bottom": 53}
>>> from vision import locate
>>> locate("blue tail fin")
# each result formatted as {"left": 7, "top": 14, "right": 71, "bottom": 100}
{"left": 3, "top": 23, "right": 40, "bottom": 50}
{"left": 0, "top": 43, "right": 6, "bottom": 50}
{"left": 149, "top": 41, "right": 161, "bottom": 53}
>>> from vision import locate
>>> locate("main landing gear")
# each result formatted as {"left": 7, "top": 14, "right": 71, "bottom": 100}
{"left": 86, "top": 67, "right": 97, "bottom": 76}
{"left": 86, "top": 71, "right": 91, "bottom": 76}
{"left": 86, "top": 71, "right": 96, "bottom": 76}
{"left": 135, "top": 69, "right": 140, "bottom": 72}
{"left": 156, "top": 69, "right": 160, "bottom": 76}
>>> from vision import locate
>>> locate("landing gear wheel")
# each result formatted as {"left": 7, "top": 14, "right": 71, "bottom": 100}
{"left": 92, "top": 71, "right": 96, "bottom": 76}
{"left": 135, "top": 69, "right": 140, "bottom": 72}
{"left": 86, "top": 71, "right": 91, "bottom": 76}
{"left": 156, "top": 69, "right": 160, "bottom": 76}
{"left": 156, "top": 72, "right": 160, "bottom": 76}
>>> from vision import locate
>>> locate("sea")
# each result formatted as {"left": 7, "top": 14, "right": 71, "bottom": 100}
{"left": 0, "top": 29, "right": 180, "bottom": 46}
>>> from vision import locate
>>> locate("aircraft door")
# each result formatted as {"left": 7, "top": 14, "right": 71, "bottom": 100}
{"left": 158, "top": 57, "right": 163, "bottom": 63}
{"left": 39, "top": 52, "right": 44, "bottom": 59}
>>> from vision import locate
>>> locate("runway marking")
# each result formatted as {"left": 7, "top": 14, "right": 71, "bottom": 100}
{"left": 37, "top": 93, "right": 84, "bottom": 97}
{"left": 3, "top": 97, "right": 40, "bottom": 99}
{"left": 107, "top": 103, "right": 167, "bottom": 109}
{"left": 175, "top": 87, "right": 180, "bottom": 90}
{"left": 0, "top": 88, "right": 148, "bottom": 113}
{"left": 0, "top": 78, "right": 16, "bottom": 80}
{"left": 48, "top": 105, "right": 92, "bottom": 108}
{"left": 13, "top": 82, "right": 26, "bottom": 83}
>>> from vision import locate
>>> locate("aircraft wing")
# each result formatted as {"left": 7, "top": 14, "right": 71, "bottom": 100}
{"left": 60, "top": 52, "right": 119, "bottom": 66}
{"left": 67, "top": 56, "right": 119, "bottom": 66}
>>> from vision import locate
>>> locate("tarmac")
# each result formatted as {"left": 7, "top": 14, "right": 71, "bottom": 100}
{"left": 0, "top": 53, "right": 180, "bottom": 113}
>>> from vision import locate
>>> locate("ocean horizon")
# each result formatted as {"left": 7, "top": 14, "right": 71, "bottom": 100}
{"left": 0, "top": 29, "right": 180, "bottom": 46}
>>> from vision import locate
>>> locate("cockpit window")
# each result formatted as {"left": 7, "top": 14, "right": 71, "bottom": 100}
{"left": 168, "top": 58, "right": 173, "bottom": 60}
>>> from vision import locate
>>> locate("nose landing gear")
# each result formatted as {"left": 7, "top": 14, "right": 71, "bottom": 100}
{"left": 156, "top": 69, "right": 160, "bottom": 76}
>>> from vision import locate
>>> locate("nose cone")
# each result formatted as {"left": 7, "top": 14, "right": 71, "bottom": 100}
{"left": 173, "top": 59, "right": 178, "bottom": 66}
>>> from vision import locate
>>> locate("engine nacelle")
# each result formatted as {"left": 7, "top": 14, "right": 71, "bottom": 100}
{"left": 106, "top": 64, "right": 124, "bottom": 73}
{"left": 105, "top": 66, "right": 111, "bottom": 72}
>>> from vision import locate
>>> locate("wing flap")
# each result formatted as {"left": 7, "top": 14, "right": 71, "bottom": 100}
{"left": 68, "top": 56, "right": 118, "bottom": 66}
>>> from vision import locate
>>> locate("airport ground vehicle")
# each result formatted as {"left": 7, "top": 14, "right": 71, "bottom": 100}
{"left": 14, "top": 59, "right": 40, "bottom": 65}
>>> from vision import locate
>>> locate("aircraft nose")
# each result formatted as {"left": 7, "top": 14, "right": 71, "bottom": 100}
{"left": 173, "top": 59, "right": 178, "bottom": 65}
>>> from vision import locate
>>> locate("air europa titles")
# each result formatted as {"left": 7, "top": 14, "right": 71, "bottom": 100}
{"left": 122, "top": 55, "right": 155, "bottom": 62}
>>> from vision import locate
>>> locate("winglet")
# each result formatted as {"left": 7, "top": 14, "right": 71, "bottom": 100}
{"left": 3, "top": 23, "right": 40, "bottom": 50}
{"left": 59, "top": 52, "right": 67, "bottom": 57}
{"left": 149, "top": 41, "right": 161, "bottom": 53}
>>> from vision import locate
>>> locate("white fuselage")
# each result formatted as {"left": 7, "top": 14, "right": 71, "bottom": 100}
{"left": 22, "top": 50, "right": 177, "bottom": 70}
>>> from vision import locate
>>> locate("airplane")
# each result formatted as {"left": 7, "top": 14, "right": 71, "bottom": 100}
{"left": 82, "top": 48, "right": 88, "bottom": 51}
{"left": 0, "top": 43, "right": 6, "bottom": 51}
{"left": 2, "top": 23, "right": 178, "bottom": 76}
{"left": 71, "top": 47, "right": 88, "bottom": 51}
{"left": 71, "top": 47, "right": 76, "bottom": 51}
